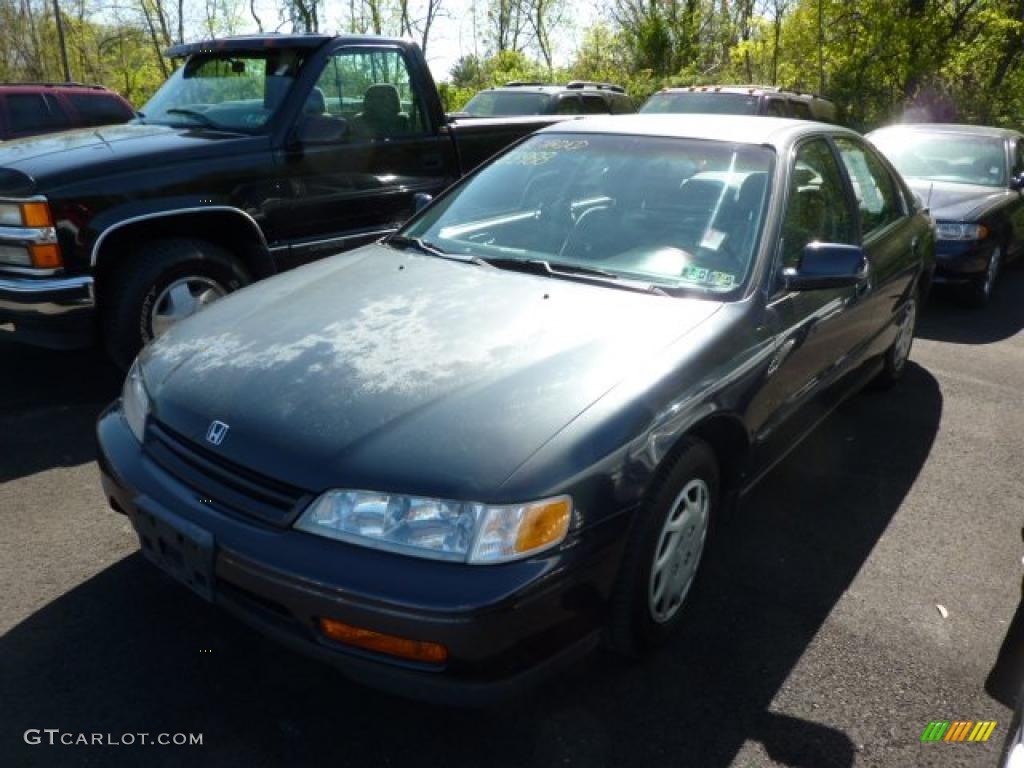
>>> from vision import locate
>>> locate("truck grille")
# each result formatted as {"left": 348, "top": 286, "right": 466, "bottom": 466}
{"left": 145, "top": 420, "right": 312, "bottom": 527}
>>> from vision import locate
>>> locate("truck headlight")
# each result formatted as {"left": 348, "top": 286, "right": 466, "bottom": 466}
{"left": 122, "top": 360, "right": 150, "bottom": 443}
{"left": 935, "top": 221, "right": 988, "bottom": 241}
{"left": 0, "top": 200, "right": 53, "bottom": 228}
{"left": 294, "top": 490, "right": 572, "bottom": 564}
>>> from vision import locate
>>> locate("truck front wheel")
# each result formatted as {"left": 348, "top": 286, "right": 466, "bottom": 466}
{"left": 102, "top": 238, "right": 250, "bottom": 370}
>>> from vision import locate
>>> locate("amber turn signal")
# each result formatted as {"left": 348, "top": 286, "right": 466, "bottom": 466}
{"left": 30, "top": 243, "right": 63, "bottom": 269}
{"left": 318, "top": 617, "right": 448, "bottom": 664}
{"left": 515, "top": 497, "right": 572, "bottom": 554}
{"left": 21, "top": 201, "right": 54, "bottom": 228}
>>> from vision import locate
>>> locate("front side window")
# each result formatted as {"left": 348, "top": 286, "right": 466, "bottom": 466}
{"left": 402, "top": 133, "right": 775, "bottom": 296}
{"left": 871, "top": 130, "right": 1008, "bottom": 187}
{"left": 312, "top": 48, "right": 425, "bottom": 139}
{"left": 139, "top": 51, "right": 305, "bottom": 133}
{"left": 780, "top": 139, "right": 855, "bottom": 267}
{"left": 834, "top": 137, "right": 903, "bottom": 236}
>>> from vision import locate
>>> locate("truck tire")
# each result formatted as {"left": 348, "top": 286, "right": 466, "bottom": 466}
{"left": 606, "top": 438, "right": 719, "bottom": 657}
{"left": 102, "top": 238, "right": 250, "bottom": 370}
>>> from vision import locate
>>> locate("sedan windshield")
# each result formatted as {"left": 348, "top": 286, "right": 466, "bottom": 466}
{"left": 401, "top": 133, "right": 774, "bottom": 296}
{"left": 871, "top": 130, "right": 1007, "bottom": 187}
{"left": 139, "top": 51, "right": 305, "bottom": 133}
{"left": 462, "top": 92, "right": 552, "bottom": 116}
{"left": 641, "top": 92, "right": 760, "bottom": 115}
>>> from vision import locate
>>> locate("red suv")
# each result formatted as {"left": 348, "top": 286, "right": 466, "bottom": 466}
{"left": 0, "top": 83, "right": 135, "bottom": 141}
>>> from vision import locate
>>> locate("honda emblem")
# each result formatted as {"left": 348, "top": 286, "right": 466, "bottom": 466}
{"left": 206, "top": 420, "right": 230, "bottom": 446}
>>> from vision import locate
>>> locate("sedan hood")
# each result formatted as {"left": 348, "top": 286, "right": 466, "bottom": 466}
{"left": 906, "top": 179, "right": 1010, "bottom": 220}
{"left": 141, "top": 245, "right": 722, "bottom": 499}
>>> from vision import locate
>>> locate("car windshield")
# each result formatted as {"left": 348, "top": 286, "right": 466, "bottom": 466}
{"left": 138, "top": 51, "right": 306, "bottom": 133}
{"left": 401, "top": 133, "right": 774, "bottom": 296}
{"left": 871, "top": 130, "right": 1007, "bottom": 187}
{"left": 463, "top": 91, "right": 552, "bottom": 116}
{"left": 641, "top": 92, "right": 760, "bottom": 115}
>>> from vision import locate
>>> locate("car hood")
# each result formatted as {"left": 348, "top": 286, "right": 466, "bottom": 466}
{"left": 0, "top": 122, "right": 256, "bottom": 192}
{"left": 906, "top": 178, "right": 1010, "bottom": 220}
{"left": 140, "top": 244, "right": 723, "bottom": 499}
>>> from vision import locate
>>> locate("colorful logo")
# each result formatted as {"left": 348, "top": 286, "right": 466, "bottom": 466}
{"left": 921, "top": 720, "right": 998, "bottom": 743}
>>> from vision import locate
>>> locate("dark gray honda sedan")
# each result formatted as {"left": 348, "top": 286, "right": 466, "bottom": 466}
{"left": 97, "top": 115, "right": 934, "bottom": 703}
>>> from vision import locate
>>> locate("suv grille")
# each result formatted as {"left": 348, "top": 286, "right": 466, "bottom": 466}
{"left": 145, "top": 420, "right": 312, "bottom": 527}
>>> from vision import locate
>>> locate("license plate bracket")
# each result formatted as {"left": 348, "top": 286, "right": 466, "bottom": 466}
{"left": 133, "top": 498, "right": 216, "bottom": 602}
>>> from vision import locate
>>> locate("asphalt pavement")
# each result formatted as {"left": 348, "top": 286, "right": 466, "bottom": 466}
{"left": 1, "top": 268, "right": 1022, "bottom": 768}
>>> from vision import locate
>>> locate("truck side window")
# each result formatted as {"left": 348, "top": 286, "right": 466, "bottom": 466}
{"left": 765, "top": 98, "right": 788, "bottom": 117}
{"left": 313, "top": 48, "right": 426, "bottom": 140}
{"left": 554, "top": 96, "right": 581, "bottom": 115}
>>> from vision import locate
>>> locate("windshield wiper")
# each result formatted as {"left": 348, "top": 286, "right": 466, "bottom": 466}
{"left": 477, "top": 257, "right": 671, "bottom": 295}
{"left": 388, "top": 234, "right": 475, "bottom": 262}
{"left": 165, "top": 108, "right": 221, "bottom": 129}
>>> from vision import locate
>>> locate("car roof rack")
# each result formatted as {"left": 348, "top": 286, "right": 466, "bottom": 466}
{"left": 0, "top": 81, "right": 108, "bottom": 91}
{"left": 566, "top": 80, "right": 625, "bottom": 93}
{"left": 504, "top": 81, "right": 549, "bottom": 87}
{"left": 675, "top": 83, "right": 833, "bottom": 103}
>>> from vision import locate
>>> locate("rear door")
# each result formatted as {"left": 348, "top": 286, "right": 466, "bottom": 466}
{"left": 276, "top": 44, "right": 457, "bottom": 266}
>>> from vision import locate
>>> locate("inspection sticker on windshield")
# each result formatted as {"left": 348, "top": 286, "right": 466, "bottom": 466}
{"left": 700, "top": 229, "right": 726, "bottom": 251}
{"left": 681, "top": 265, "right": 736, "bottom": 288}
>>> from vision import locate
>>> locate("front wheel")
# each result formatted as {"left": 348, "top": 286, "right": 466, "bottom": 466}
{"left": 964, "top": 245, "right": 1002, "bottom": 308}
{"left": 102, "top": 238, "right": 249, "bottom": 370}
{"left": 607, "top": 438, "right": 718, "bottom": 656}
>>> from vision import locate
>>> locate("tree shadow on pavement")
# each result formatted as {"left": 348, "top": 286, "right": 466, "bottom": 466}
{"left": 917, "top": 262, "right": 1024, "bottom": 345}
{"left": 0, "top": 341, "right": 122, "bottom": 483}
{"left": 0, "top": 363, "right": 942, "bottom": 768}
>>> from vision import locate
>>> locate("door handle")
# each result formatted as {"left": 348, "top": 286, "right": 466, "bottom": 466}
{"left": 422, "top": 154, "right": 444, "bottom": 171}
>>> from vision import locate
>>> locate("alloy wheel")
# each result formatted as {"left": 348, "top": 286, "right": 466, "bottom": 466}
{"left": 150, "top": 276, "right": 226, "bottom": 338}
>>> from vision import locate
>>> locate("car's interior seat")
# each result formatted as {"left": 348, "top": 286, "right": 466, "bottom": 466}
{"left": 304, "top": 87, "right": 327, "bottom": 115}
{"left": 350, "top": 84, "right": 410, "bottom": 139}
{"left": 711, "top": 172, "right": 769, "bottom": 262}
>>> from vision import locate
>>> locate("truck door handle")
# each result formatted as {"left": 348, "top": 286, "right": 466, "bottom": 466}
{"left": 422, "top": 154, "right": 444, "bottom": 171}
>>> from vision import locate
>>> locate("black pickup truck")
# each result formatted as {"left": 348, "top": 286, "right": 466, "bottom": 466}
{"left": 0, "top": 34, "right": 560, "bottom": 367}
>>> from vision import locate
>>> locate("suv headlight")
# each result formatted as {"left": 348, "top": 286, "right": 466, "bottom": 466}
{"left": 122, "top": 360, "right": 150, "bottom": 443}
{"left": 294, "top": 490, "right": 572, "bottom": 564}
{"left": 935, "top": 221, "right": 988, "bottom": 241}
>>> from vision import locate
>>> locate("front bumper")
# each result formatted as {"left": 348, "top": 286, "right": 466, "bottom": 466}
{"left": 96, "top": 403, "right": 628, "bottom": 705}
{"left": 932, "top": 240, "right": 994, "bottom": 285}
{"left": 0, "top": 273, "right": 95, "bottom": 349}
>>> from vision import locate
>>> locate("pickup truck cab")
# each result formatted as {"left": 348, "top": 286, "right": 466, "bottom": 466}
{"left": 0, "top": 34, "right": 561, "bottom": 368}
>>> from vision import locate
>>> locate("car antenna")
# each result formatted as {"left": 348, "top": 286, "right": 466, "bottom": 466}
{"left": 926, "top": 182, "right": 934, "bottom": 211}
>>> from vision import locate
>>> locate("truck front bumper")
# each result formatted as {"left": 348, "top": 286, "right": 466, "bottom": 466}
{"left": 0, "top": 274, "right": 95, "bottom": 349}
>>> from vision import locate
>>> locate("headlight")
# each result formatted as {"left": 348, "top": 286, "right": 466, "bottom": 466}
{"left": 122, "top": 360, "right": 150, "bottom": 442}
{"left": 294, "top": 490, "right": 572, "bottom": 564}
{"left": 0, "top": 200, "right": 53, "bottom": 228}
{"left": 935, "top": 221, "right": 988, "bottom": 241}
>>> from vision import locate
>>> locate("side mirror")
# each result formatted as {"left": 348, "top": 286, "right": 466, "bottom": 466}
{"left": 295, "top": 114, "right": 349, "bottom": 146}
{"left": 413, "top": 193, "right": 433, "bottom": 213}
{"left": 783, "top": 242, "right": 868, "bottom": 291}
{"left": 1010, "top": 173, "right": 1024, "bottom": 191}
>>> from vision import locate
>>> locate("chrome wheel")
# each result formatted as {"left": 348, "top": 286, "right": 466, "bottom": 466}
{"left": 893, "top": 297, "right": 917, "bottom": 372}
{"left": 150, "top": 276, "right": 226, "bottom": 338}
{"left": 648, "top": 478, "right": 710, "bottom": 624}
{"left": 983, "top": 247, "right": 1002, "bottom": 298}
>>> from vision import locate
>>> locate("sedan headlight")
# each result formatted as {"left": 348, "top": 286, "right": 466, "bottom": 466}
{"left": 122, "top": 360, "right": 150, "bottom": 443}
{"left": 294, "top": 490, "right": 572, "bottom": 564}
{"left": 935, "top": 221, "right": 988, "bottom": 241}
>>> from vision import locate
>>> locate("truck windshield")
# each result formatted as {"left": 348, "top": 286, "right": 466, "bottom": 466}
{"left": 401, "top": 133, "right": 774, "bottom": 297}
{"left": 641, "top": 92, "right": 760, "bottom": 115}
{"left": 463, "top": 91, "right": 552, "bottom": 116}
{"left": 138, "top": 51, "right": 305, "bottom": 133}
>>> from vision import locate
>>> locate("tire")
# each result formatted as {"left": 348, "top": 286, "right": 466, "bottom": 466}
{"left": 871, "top": 290, "right": 919, "bottom": 390}
{"left": 963, "top": 245, "right": 1002, "bottom": 308}
{"left": 607, "top": 438, "right": 719, "bottom": 657}
{"left": 102, "top": 238, "right": 250, "bottom": 370}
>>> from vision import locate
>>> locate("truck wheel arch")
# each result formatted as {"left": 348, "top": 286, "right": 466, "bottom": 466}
{"left": 91, "top": 208, "right": 275, "bottom": 292}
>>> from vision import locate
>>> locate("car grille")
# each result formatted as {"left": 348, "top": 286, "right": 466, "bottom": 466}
{"left": 145, "top": 420, "right": 313, "bottom": 527}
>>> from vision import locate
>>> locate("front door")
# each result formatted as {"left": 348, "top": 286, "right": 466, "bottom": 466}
{"left": 276, "top": 45, "right": 457, "bottom": 267}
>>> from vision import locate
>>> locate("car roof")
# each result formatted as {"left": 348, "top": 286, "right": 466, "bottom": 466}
{"left": 538, "top": 114, "right": 857, "bottom": 148}
{"left": 869, "top": 123, "right": 1023, "bottom": 140}
{"left": 657, "top": 85, "right": 834, "bottom": 104}
{"left": 482, "top": 84, "right": 626, "bottom": 95}
{"left": 0, "top": 82, "right": 113, "bottom": 94}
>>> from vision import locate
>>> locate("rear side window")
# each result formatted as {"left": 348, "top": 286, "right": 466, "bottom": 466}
{"left": 580, "top": 94, "right": 608, "bottom": 114}
{"left": 765, "top": 98, "right": 789, "bottom": 117}
{"left": 610, "top": 95, "right": 635, "bottom": 114}
{"left": 553, "top": 96, "right": 581, "bottom": 115}
{"left": 67, "top": 93, "right": 134, "bottom": 126}
{"left": 5, "top": 93, "right": 71, "bottom": 134}
{"left": 789, "top": 100, "right": 814, "bottom": 120}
